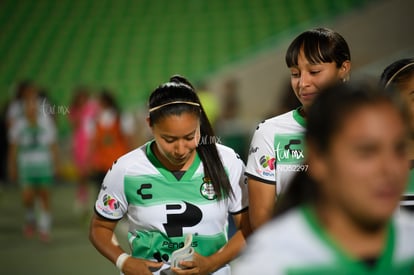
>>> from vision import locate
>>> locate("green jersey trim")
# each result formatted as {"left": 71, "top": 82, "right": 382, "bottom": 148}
{"left": 300, "top": 205, "right": 395, "bottom": 274}
{"left": 146, "top": 141, "right": 201, "bottom": 182}
{"left": 407, "top": 162, "right": 414, "bottom": 193}
{"left": 293, "top": 107, "right": 306, "bottom": 128}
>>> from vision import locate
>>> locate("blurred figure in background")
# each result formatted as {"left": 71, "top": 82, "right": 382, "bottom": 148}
{"left": 215, "top": 77, "right": 250, "bottom": 238}
{"left": 195, "top": 81, "right": 220, "bottom": 129}
{"left": 6, "top": 80, "right": 37, "bottom": 129}
{"left": 90, "top": 89, "right": 132, "bottom": 191}
{"left": 68, "top": 86, "right": 99, "bottom": 216}
{"left": 2, "top": 81, "right": 52, "bottom": 186}
{"left": 246, "top": 27, "right": 352, "bottom": 231}
{"left": 380, "top": 57, "right": 414, "bottom": 212}
{"left": 233, "top": 81, "right": 414, "bottom": 274}
{"left": 0, "top": 103, "right": 7, "bottom": 186}
{"left": 263, "top": 78, "right": 301, "bottom": 119}
{"left": 7, "top": 87, "right": 58, "bottom": 242}
{"left": 215, "top": 77, "right": 249, "bottom": 162}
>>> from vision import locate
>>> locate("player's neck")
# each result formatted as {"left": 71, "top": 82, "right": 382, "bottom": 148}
{"left": 151, "top": 143, "right": 195, "bottom": 172}
{"left": 314, "top": 203, "right": 388, "bottom": 260}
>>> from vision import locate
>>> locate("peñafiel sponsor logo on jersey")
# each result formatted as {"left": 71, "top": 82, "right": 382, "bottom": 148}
{"left": 161, "top": 239, "right": 198, "bottom": 249}
{"left": 274, "top": 134, "right": 305, "bottom": 165}
{"left": 200, "top": 177, "right": 217, "bottom": 200}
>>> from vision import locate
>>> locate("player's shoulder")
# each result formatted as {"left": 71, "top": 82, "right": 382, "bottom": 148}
{"left": 391, "top": 209, "right": 414, "bottom": 259}
{"left": 394, "top": 209, "right": 414, "bottom": 233}
{"left": 9, "top": 116, "right": 29, "bottom": 135}
{"left": 249, "top": 208, "right": 325, "bottom": 256}
{"left": 258, "top": 208, "right": 305, "bottom": 238}
{"left": 215, "top": 143, "right": 243, "bottom": 162}
{"left": 109, "top": 144, "right": 148, "bottom": 173}
{"left": 38, "top": 113, "right": 55, "bottom": 128}
{"left": 254, "top": 110, "right": 296, "bottom": 132}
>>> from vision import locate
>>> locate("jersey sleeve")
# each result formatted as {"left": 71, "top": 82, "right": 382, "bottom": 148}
{"left": 245, "top": 120, "right": 276, "bottom": 184}
{"left": 226, "top": 149, "right": 249, "bottom": 214}
{"left": 8, "top": 120, "right": 21, "bottom": 144}
{"left": 94, "top": 160, "right": 129, "bottom": 220}
{"left": 41, "top": 115, "right": 57, "bottom": 144}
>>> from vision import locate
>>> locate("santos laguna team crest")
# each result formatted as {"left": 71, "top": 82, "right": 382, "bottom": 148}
{"left": 200, "top": 177, "right": 217, "bottom": 200}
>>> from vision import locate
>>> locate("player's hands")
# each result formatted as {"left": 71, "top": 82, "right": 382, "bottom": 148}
{"left": 170, "top": 252, "right": 213, "bottom": 275}
{"left": 122, "top": 257, "right": 163, "bottom": 275}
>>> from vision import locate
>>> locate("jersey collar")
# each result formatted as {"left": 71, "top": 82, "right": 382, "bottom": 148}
{"left": 301, "top": 205, "right": 395, "bottom": 273}
{"left": 293, "top": 107, "right": 306, "bottom": 128}
{"left": 145, "top": 140, "right": 201, "bottom": 182}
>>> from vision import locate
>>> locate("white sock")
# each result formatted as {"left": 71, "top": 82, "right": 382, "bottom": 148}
{"left": 38, "top": 211, "right": 51, "bottom": 234}
{"left": 25, "top": 208, "right": 36, "bottom": 225}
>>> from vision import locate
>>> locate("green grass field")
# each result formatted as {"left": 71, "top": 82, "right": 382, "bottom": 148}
{"left": 0, "top": 182, "right": 129, "bottom": 275}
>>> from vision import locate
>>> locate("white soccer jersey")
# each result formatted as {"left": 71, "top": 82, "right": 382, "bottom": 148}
{"left": 245, "top": 109, "right": 306, "bottom": 194}
{"left": 95, "top": 141, "right": 248, "bottom": 275}
{"left": 233, "top": 207, "right": 414, "bottom": 275}
{"left": 9, "top": 114, "right": 56, "bottom": 179}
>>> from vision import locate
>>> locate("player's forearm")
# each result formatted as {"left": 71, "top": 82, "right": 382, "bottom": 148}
{"left": 89, "top": 217, "right": 125, "bottom": 264}
{"left": 248, "top": 179, "right": 276, "bottom": 231}
{"left": 249, "top": 208, "right": 274, "bottom": 231}
{"left": 207, "top": 230, "right": 247, "bottom": 272}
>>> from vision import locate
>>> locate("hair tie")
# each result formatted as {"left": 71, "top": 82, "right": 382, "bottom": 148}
{"left": 149, "top": 101, "right": 200, "bottom": 113}
{"left": 385, "top": 62, "right": 414, "bottom": 88}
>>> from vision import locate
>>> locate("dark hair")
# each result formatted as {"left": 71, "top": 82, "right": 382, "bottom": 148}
{"left": 285, "top": 27, "right": 351, "bottom": 68}
{"left": 274, "top": 81, "right": 410, "bottom": 217}
{"left": 71, "top": 85, "right": 91, "bottom": 107}
{"left": 99, "top": 89, "right": 120, "bottom": 115}
{"left": 380, "top": 57, "right": 414, "bottom": 90}
{"left": 148, "top": 75, "right": 233, "bottom": 200}
{"left": 15, "top": 80, "right": 38, "bottom": 99}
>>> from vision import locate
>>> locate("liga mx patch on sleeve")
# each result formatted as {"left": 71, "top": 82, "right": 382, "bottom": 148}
{"left": 96, "top": 193, "right": 123, "bottom": 219}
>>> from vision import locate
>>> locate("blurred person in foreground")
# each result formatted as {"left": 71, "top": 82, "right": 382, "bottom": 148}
{"left": 89, "top": 75, "right": 250, "bottom": 275}
{"left": 233, "top": 81, "right": 414, "bottom": 274}
{"left": 7, "top": 88, "right": 58, "bottom": 242}
{"left": 380, "top": 57, "right": 414, "bottom": 212}
{"left": 246, "top": 27, "right": 351, "bottom": 231}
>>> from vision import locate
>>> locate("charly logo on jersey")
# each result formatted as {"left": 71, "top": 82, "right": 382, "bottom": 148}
{"left": 137, "top": 183, "right": 153, "bottom": 200}
{"left": 274, "top": 134, "right": 305, "bottom": 164}
{"left": 200, "top": 177, "right": 217, "bottom": 200}
{"left": 102, "top": 194, "right": 120, "bottom": 210}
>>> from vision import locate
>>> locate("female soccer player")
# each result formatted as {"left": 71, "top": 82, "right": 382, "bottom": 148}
{"left": 8, "top": 87, "right": 58, "bottom": 242}
{"left": 246, "top": 27, "right": 352, "bottom": 230}
{"left": 380, "top": 57, "right": 414, "bottom": 211}
{"left": 89, "top": 75, "right": 251, "bottom": 275}
{"left": 233, "top": 81, "right": 414, "bottom": 274}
